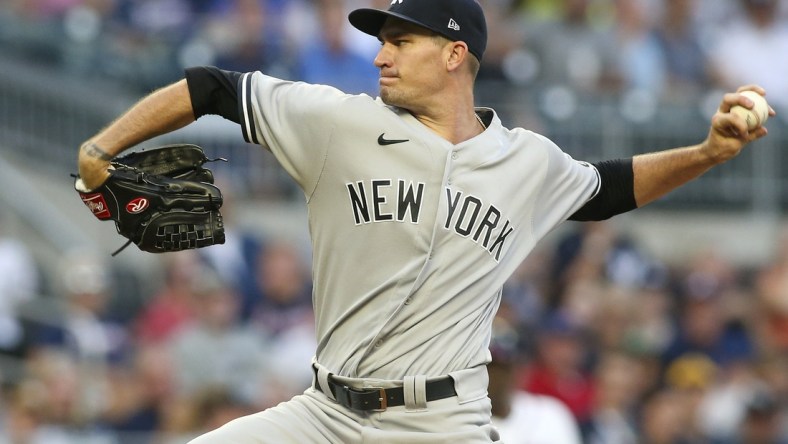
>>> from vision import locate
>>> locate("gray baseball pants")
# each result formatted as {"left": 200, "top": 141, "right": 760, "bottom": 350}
{"left": 188, "top": 363, "right": 501, "bottom": 443}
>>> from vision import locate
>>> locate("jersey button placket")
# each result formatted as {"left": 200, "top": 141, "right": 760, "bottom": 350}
{"left": 447, "top": 151, "right": 458, "bottom": 185}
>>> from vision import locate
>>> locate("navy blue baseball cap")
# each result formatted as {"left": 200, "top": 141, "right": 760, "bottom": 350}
{"left": 349, "top": 0, "right": 488, "bottom": 62}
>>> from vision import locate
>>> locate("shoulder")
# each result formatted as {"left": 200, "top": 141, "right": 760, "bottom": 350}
{"left": 502, "top": 125, "right": 569, "bottom": 164}
{"left": 245, "top": 71, "right": 375, "bottom": 102}
{"left": 488, "top": 111, "right": 556, "bottom": 150}
{"left": 243, "top": 72, "right": 383, "bottom": 118}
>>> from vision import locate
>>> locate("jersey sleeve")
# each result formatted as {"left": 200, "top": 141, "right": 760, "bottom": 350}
{"left": 238, "top": 71, "right": 346, "bottom": 193}
{"left": 531, "top": 136, "right": 601, "bottom": 238}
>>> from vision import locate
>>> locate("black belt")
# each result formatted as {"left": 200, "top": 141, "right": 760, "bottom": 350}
{"left": 313, "top": 367, "right": 456, "bottom": 412}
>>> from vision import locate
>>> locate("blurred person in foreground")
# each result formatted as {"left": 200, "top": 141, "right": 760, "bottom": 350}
{"left": 488, "top": 317, "right": 582, "bottom": 444}
{"left": 75, "top": 0, "right": 776, "bottom": 440}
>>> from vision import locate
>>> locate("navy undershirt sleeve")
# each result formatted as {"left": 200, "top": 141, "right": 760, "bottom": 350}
{"left": 569, "top": 158, "right": 637, "bottom": 221}
{"left": 184, "top": 66, "right": 243, "bottom": 123}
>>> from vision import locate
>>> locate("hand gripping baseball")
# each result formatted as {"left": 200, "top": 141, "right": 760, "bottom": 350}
{"left": 75, "top": 144, "right": 227, "bottom": 255}
{"left": 704, "top": 85, "right": 776, "bottom": 164}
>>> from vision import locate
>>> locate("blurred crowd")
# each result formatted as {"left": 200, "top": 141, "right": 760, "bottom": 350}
{"left": 5, "top": 212, "right": 788, "bottom": 442}
{"left": 2, "top": 0, "right": 788, "bottom": 443}
{"left": 2, "top": 0, "right": 788, "bottom": 110}
{"left": 0, "top": 211, "right": 318, "bottom": 443}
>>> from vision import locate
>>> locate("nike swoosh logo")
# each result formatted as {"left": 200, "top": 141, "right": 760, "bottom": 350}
{"left": 378, "top": 133, "right": 409, "bottom": 146}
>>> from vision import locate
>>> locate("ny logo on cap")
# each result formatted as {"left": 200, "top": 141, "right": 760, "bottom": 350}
{"left": 391, "top": 0, "right": 402, "bottom": 4}
{"left": 448, "top": 18, "right": 460, "bottom": 31}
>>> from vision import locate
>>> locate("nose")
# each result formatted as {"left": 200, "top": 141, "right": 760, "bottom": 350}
{"left": 374, "top": 43, "right": 391, "bottom": 69}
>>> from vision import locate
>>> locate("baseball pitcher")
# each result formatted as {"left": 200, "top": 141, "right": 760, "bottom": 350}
{"left": 75, "top": 0, "right": 775, "bottom": 442}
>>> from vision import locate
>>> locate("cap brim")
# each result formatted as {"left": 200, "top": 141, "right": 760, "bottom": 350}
{"left": 349, "top": 8, "right": 441, "bottom": 39}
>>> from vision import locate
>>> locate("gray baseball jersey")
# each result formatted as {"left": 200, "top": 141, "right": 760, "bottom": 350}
{"left": 239, "top": 72, "right": 600, "bottom": 380}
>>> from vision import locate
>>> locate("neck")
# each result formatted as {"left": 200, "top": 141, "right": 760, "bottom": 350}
{"left": 413, "top": 112, "right": 483, "bottom": 143}
{"left": 391, "top": 72, "right": 482, "bottom": 143}
{"left": 409, "top": 94, "right": 483, "bottom": 144}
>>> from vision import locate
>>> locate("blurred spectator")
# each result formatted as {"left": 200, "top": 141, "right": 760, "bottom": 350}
{"left": 30, "top": 248, "right": 128, "bottom": 363}
{"left": 625, "top": 283, "right": 676, "bottom": 358}
{"left": 638, "top": 387, "right": 698, "bottom": 444}
{"left": 552, "top": 220, "right": 661, "bottom": 308}
{"left": 100, "top": 344, "right": 175, "bottom": 443}
{"left": 134, "top": 251, "right": 203, "bottom": 345}
{"left": 663, "top": 352, "right": 719, "bottom": 441}
{"left": 194, "top": 0, "right": 290, "bottom": 75}
{"left": 249, "top": 241, "right": 313, "bottom": 338}
{"left": 294, "top": 0, "right": 379, "bottom": 95}
{"left": 257, "top": 315, "right": 316, "bottom": 408}
{"left": 244, "top": 240, "right": 315, "bottom": 406}
{"left": 756, "top": 353, "right": 788, "bottom": 412}
{"left": 695, "top": 358, "right": 764, "bottom": 442}
{"left": 0, "top": 226, "right": 39, "bottom": 359}
{"left": 112, "top": 0, "right": 194, "bottom": 42}
{"left": 499, "top": 246, "right": 553, "bottom": 333}
{"left": 654, "top": 0, "right": 716, "bottom": 98}
{"left": 755, "top": 225, "right": 788, "bottom": 354}
{"left": 188, "top": 387, "right": 254, "bottom": 436}
{"left": 1, "top": 348, "right": 115, "bottom": 443}
{"left": 585, "top": 351, "right": 642, "bottom": 444}
{"left": 521, "top": 0, "right": 621, "bottom": 93}
{"left": 734, "top": 389, "right": 788, "bottom": 444}
{"left": 167, "top": 269, "right": 270, "bottom": 406}
{"left": 610, "top": 0, "right": 666, "bottom": 95}
{"left": 661, "top": 249, "right": 755, "bottom": 368}
{"left": 488, "top": 317, "right": 582, "bottom": 444}
{"left": 706, "top": 0, "right": 788, "bottom": 110}
{"left": 518, "top": 310, "right": 595, "bottom": 427}
{"left": 154, "top": 385, "right": 255, "bottom": 443}
{"left": 591, "top": 286, "right": 633, "bottom": 350}
{"left": 198, "top": 179, "right": 264, "bottom": 322}
{"left": 105, "top": 0, "right": 198, "bottom": 87}
{"left": 475, "top": 0, "right": 528, "bottom": 81}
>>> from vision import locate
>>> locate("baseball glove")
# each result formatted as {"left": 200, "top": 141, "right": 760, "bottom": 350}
{"left": 75, "top": 144, "right": 226, "bottom": 255}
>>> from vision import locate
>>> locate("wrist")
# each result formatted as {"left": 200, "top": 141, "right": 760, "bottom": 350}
{"left": 697, "top": 140, "right": 729, "bottom": 166}
{"left": 78, "top": 142, "right": 112, "bottom": 190}
{"left": 80, "top": 141, "right": 114, "bottom": 161}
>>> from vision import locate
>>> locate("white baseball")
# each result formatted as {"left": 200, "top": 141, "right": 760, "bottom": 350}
{"left": 730, "top": 90, "right": 769, "bottom": 130}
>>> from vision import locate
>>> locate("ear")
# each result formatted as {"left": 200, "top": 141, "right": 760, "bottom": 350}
{"left": 445, "top": 41, "right": 469, "bottom": 73}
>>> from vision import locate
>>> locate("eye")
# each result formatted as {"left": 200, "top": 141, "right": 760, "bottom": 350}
{"left": 379, "top": 39, "right": 406, "bottom": 47}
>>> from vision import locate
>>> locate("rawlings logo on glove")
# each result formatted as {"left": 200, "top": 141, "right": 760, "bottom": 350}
{"left": 75, "top": 144, "right": 227, "bottom": 255}
{"left": 126, "top": 198, "right": 150, "bottom": 214}
{"left": 80, "top": 193, "right": 112, "bottom": 219}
